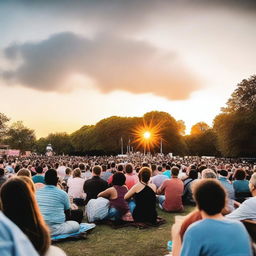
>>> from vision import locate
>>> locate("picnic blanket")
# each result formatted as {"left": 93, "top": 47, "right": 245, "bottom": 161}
{"left": 51, "top": 223, "right": 96, "bottom": 242}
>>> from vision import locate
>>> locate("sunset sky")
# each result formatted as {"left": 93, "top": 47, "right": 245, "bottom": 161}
{"left": 1, "top": 0, "right": 256, "bottom": 138}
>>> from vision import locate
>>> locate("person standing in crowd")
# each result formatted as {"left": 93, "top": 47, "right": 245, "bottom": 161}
{"left": 83, "top": 165, "right": 108, "bottom": 205}
{"left": 157, "top": 166, "right": 184, "bottom": 212}
{"left": 180, "top": 179, "right": 252, "bottom": 256}
{"left": 36, "top": 169, "right": 80, "bottom": 236}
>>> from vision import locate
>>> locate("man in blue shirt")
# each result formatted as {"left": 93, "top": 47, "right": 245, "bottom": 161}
{"left": 180, "top": 179, "right": 252, "bottom": 256}
{"left": 32, "top": 166, "right": 45, "bottom": 184}
{"left": 36, "top": 169, "right": 80, "bottom": 236}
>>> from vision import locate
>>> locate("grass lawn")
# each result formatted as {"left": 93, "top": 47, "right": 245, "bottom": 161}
{"left": 57, "top": 206, "right": 194, "bottom": 256}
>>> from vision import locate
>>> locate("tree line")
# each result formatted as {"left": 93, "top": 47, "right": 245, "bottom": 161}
{"left": 1, "top": 75, "right": 256, "bottom": 157}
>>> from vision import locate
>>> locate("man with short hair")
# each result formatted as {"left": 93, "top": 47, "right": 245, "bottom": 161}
{"left": 180, "top": 179, "right": 252, "bottom": 256}
{"left": 36, "top": 169, "right": 80, "bottom": 236}
{"left": 226, "top": 173, "right": 256, "bottom": 221}
{"left": 32, "top": 166, "right": 45, "bottom": 184}
{"left": 151, "top": 165, "right": 168, "bottom": 188}
{"left": 157, "top": 166, "right": 184, "bottom": 212}
{"left": 83, "top": 165, "right": 108, "bottom": 204}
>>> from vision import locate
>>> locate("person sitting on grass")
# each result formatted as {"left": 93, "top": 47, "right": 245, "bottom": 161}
{"left": 98, "top": 172, "right": 130, "bottom": 220}
{"left": 124, "top": 163, "right": 138, "bottom": 190}
{"left": 0, "top": 177, "right": 50, "bottom": 255}
{"left": 180, "top": 179, "right": 252, "bottom": 256}
{"left": 36, "top": 169, "right": 80, "bottom": 236}
{"left": 157, "top": 166, "right": 184, "bottom": 212}
{"left": 32, "top": 166, "right": 45, "bottom": 184}
{"left": 124, "top": 167, "right": 157, "bottom": 224}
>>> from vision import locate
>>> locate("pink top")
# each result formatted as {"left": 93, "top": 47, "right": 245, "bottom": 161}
{"left": 67, "top": 177, "right": 86, "bottom": 199}
{"left": 125, "top": 173, "right": 139, "bottom": 190}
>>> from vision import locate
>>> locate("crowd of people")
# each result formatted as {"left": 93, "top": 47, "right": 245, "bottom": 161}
{"left": 0, "top": 153, "right": 255, "bottom": 256}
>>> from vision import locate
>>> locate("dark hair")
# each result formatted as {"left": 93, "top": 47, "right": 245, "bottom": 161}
{"left": 36, "top": 166, "right": 43, "bottom": 174}
{"left": 111, "top": 162, "right": 116, "bottom": 168}
{"left": 193, "top": 179, "right": 226, "bottom": 215}
{"left": 125, "top": 164, "right": 133, "bottom": 174}
{"left": 117, "top": 164, "right": 124, "bottom": 172}
{"left": 0, "top": 168, "right": 4, "bottom": 176}
{"left": 14, "top": 164, "right": 21, "bottom": 173}
{"left": 0, "top": 177, "right": 50, "bottom": 255}
{"left": 65, "top": 167, "right": 72, "bottom": 175}
{"left": 151, "top": 164, "right": 157, "bottom": 172}
{"left": 92, "top": 165, "right": 102, "bottom": 176}
{"left": 112, "top": 172, "right": 126, "bottom": 186}
{"left": 138, "top": 167, "right": 152, "bottom": 183}
{"left": 171, "top": 166, "right": 179, "bottom": 176}
{"left": 79, "top": 163, "right": 85, "bottom": 171}
{"left": 157, "top": 166, "right": 163, "bottom": 172}
{"left": 189, "top": 169, "right": 198, "bottom": 180}
{"left": 73, "top": 168, "right": 81, "bottom": 178}
{"left": 44, "top": 169, "right": 58, "bottom": 185}
{"left": 234, "top": 169, "right": 246, "bottom": 180}
{"left": 166, "top": 165, "right": 171, "bottom": 170}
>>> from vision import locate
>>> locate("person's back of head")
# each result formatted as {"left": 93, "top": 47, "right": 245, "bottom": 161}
{"left": 166, "top": 165, "right": 171, "bottom": 170}
{"left": 44, "top": 169, "right": 58, "bottom": 186}
{"left": 73, "top": 168, "right": 81, "bottom": 178}
{"left": 17, "top": 168, "right": 31, "bottom": 178}
{"left": 0, "top": 168, "right": 5, "bottom": 177}
{"left": 79, "top": 163, "right": 85, "bottom": 171}
{"left": 111, "top": 162, "right": 116, "bottom": 168}
{"left": 171, "top": 166, "right": 179, "bottom": 177}
{"left": 157, "top": 166, "right": 163, "bottom": 172}
{"left": 0, "top": 177, "right": 50, "bottom": 255}
{"left": 219, "top": 169, "right": 228, "bottom": 178}
{"left": 201, "top": 169, "right": 217, "bottom": 179}
{"left": 92, "top": 165, "right": 102, "bottom": 176}
{"left": 112, "top": 172, "right": 126, "bottom": 186}
{"left": 65, "top": 167, "right": 72, "bottom": 175}
{"left": 125, "top": 163, "right": 133, "bottom": 174}
{"left": 151, "top": 164, "right": 157, "bottom": 172}
{"left": 117, "top": 164, "right": 124, "bottom": 172}
{"left": 35, "top": 166, "right": 43, "bottom": 174}
{"left": 193, "top": 179, "right": 226, "bottom": 216}
{"left": 234, "top": 169, "right": 246, "bottom": 180}
{"left": 188, "top": 169, "right": 198, "bottom": 180}
{"left": 138, "top": 167, "right": 152, "bottom": 184}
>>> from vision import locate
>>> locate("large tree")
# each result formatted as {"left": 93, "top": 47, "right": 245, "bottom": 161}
{"left": 222, "top": 75, "right": 256, "bottom": 113}
{"left": 5, "top": 121, "right": 36, "bottom": 152}
{"left": 0, "top": 113, "right": 10, "bottom": 141}
{"left": 190, "top": 122, "right": 210, "bottom": 135}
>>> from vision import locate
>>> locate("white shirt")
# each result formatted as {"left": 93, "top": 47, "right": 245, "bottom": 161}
{"left": 67, "top": 177, "right": 86, "bottom": 199}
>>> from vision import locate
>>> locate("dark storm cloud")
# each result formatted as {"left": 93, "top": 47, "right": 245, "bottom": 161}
{"left": 1, "top": 32, "right": 201, "bottom": 100}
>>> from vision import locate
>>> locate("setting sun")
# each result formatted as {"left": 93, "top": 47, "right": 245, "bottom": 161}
{"left": 143, "top": 131, "right": 151, "bottom": 139}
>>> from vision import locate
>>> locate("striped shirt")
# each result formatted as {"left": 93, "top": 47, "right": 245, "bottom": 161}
{"left": 36, "top": 185, "right": 70, "bottom": 226}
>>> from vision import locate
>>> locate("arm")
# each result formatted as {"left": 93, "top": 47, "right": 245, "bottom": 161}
{"left": 157, "top": 185, "right": 164, "bottom": 195}
{"left": 124, "top": 185, "right": 137, "bottom": 200}
{"left": 98, "top": 188, "right": 112, "bottom": 199}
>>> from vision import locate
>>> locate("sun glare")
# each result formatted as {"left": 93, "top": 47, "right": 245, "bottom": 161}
{"left": 132, "top": 119, "right": 164, "bottom": 152}
{"left": 143, "top": 131, "right": 151, "bottom": 139}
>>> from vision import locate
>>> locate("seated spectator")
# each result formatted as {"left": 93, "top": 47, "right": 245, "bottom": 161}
{"left": 108, "top": 164, "right": 124, "bottom": 185}
{"left": 67, "top": 168, "right": 86, "bottom": 206}
{"left": 0, "top": 210, "right": 39, "bottom": 256}
{"left": 56, "top": 162, "right": 67, "bottom": 181}
{"left": 226, "top": 173, "right": 256, "bottom": 221}
{"left": 32, "top": 166, "right": 45, "bottom": 184}
{"left": 125, "top": 167, "right": 157, "bottom": 224}
{"left": 157, "top": 166, "right": 184, "bottom": 212}
{"left": 151, "top": 165, "right": 168, "bottom": 188}
{"left": 218, "top": 169, "right": 235, "bottom": 212}
{"left": 82, "top": 164, "right": 92, "bottom": 180}
{"left": 182, "top": 169, "right": 198, "bottom": 205}
{"left": 0, "top": 177, "right": 50, "bottom": 255}
{"left": 124, "top": 163, "right": 138, "bottom": 190}
{"left": 180, "top": 179, "right": 252, "bottom": 256}
{"left": 36, "top": 169, "right": 80, "bottom": 236}
{"left": 0, "top": 168, "right": 7, "bottom": 188}
{"left": 63, "top": 167, "right": 72, "bottom": 184}
{"left": 233, "top": 169, "right": 250, "bottom": 195}
{"left": 83, "top": 165, "right": 108, "bottom": 205}
{"left": 101, "top": 164, "right": 113, "bottom": 181}
{"left": 98, "top": 172, "right": 129, "bottom": 220}
{"left": 162, "top": 165, "right": 172, "bottom": 178}
{"left": 17, "top": 168, "right": 32, "bottom": 178}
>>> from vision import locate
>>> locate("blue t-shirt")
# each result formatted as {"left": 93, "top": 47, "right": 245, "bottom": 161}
{"left": 181, "top": 218, "right": 252, "bottom": 256}
{"left": 163, "top": 170, "right": 172, "bottom": 179}
{"left": 233, "top": 180, "right": 250, "bottom": 193}
{"left": 32, "top": 174, "right": 45, "bottom": 184}
{"left": 36, "top": 185, "right": 70, "bottom": 226}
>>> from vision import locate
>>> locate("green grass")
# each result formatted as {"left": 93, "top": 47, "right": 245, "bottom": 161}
{"left": 57, "top": 206, "right": 194, "bottom": 256}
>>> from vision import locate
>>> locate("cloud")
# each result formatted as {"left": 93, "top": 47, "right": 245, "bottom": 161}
{"left": 1, "top": 32, "right": 201, "bottom": 100}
